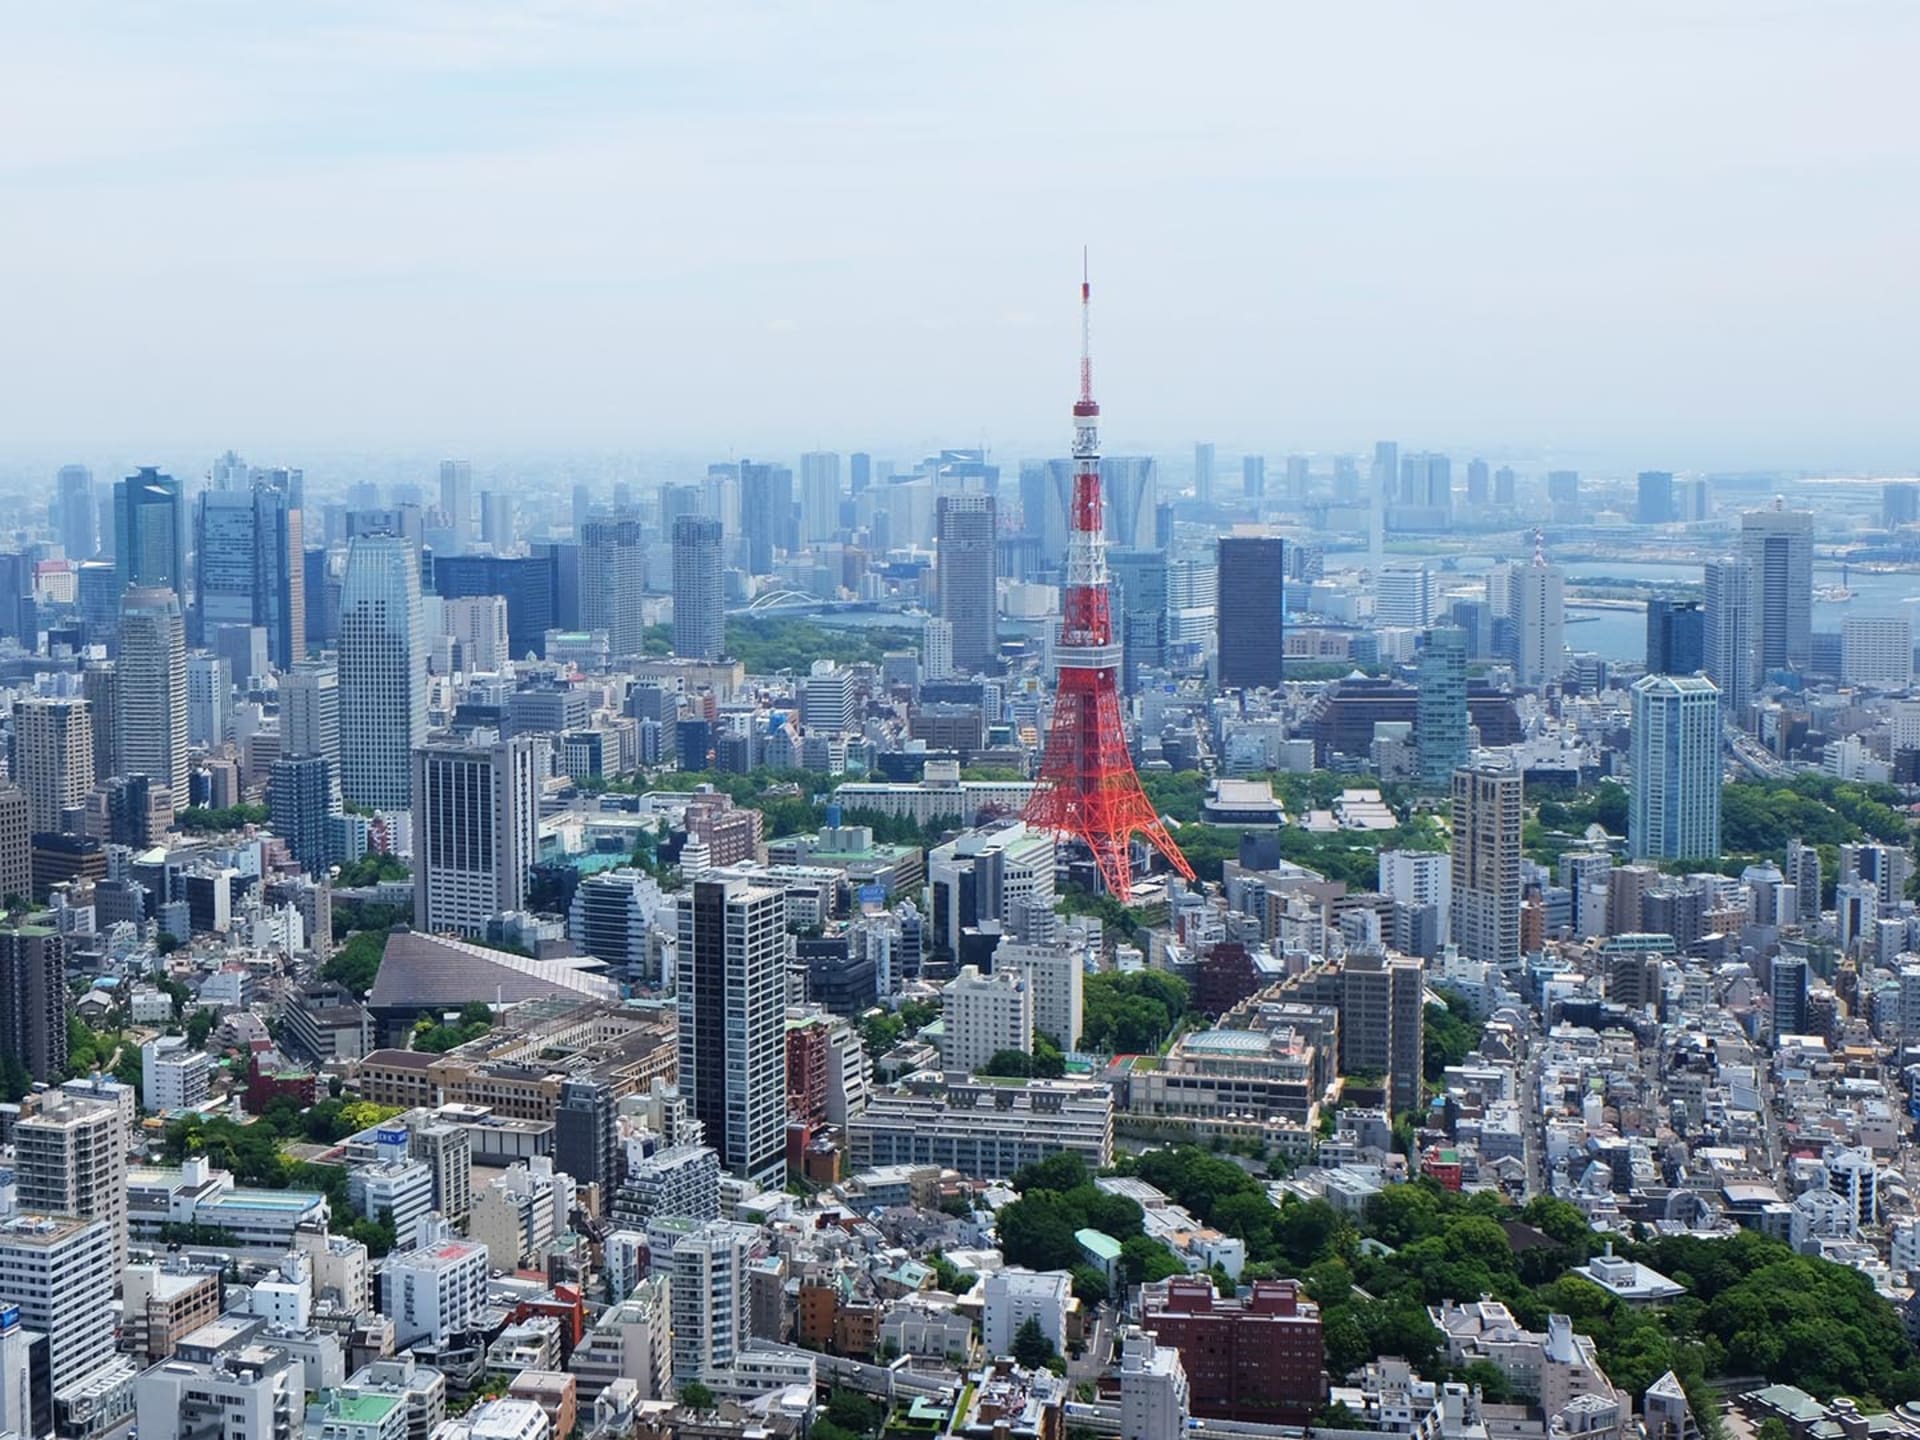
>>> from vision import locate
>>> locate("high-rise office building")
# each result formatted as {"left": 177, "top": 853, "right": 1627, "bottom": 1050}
{"left": 270, "top": 754, "right": 338, "bottom": 876}
{"left": 922, "top": 617, "right": 954, "bottom": 683}
{"left": 1019, "top": 460, "right": 1069, "bottom": 568}
{"left": 338, "top": 535, "right": 427, "bottom": 810}
{"left": 1645, "top": 598, "right": 1705, "bottom": 676}
{"left": 1740, "top": 505, "right": 1813, "bottom": 681}
{"left": 1342, "top": 950, "right": 1427, "bottom": 1116}
{"left": 439, "top": 459, "right": 473, "bottom": 553}
{"left": 55, "top": 465, "right": 96, "bottom": 561}
{"left": 799, "top": 452, "right": 842, "bottom": 543}
{"left": 1193, "top": 443, "right": 1215, "bottom": 506}
{"left": 117, "top": 587, "right": 189, "bottom": 802}
{"left": 193, "top": 480, "right": 305, "bottom": 669}
{"left": 678, "top": 875, "right": 785, "bottom": 1185}
{"left": 280, "top": 660, "right": 342, "bottom": 803}
{"left": 739, "top": 461, "right": 794, "bottom": 573}
{"left": 1216, "top": 537, "right": 1285, "bottom": 690}
{"left": 0, "top": 1215, "right": 115, "bottom": 1393}
{"left": 15, "top": 1093, "right": 128, "bottom": 1269}
{"left": 186, "top": 654, "right": 232, "bottom": 749}
{"left": 1285, "top": 455, "right": 1310, "bottom": 501}
{"left": 443, "top": 595, "right": 508, "bottom": 674}
{"left": 114, "top": 467, "right": 184, "bottom": 593}
{"left": 1786, "top": 837, "right": 1822, "bottom": 923}
{"left": 1242, "top": 455, "right": 1266, "bottom": 499}
{"left": 1416, "top": 627, "right": 1469, "bottom": 789}
{"left": 1376, "top": 564, "right": 1434, "bottom": 628}
{"left": 580, "top": 509, "right": 646, "bottom": 659}
{"left": 1628, "top": 674, "right": 1722, "bottom": 862}
{"left": 672, "top": 514, "right": 725, "bottom": 662}
{"left": 15, "top": 698, "right": 94, "bottom": 835}
{"left": 0, "top": 922, "right": 65, "bottom": 1084}
{"left": 936, "top": 494, "right": 997, "bottom": 675}
{"left": 0, "top": 787, "right": 28, "bottom": 907}
{"left": 1842, "top": 615, "right": 1914, "bottom": 688}
{"left": 1636, "top": 471, "right": 1675, "bottom": 525}
{"left": 1451, "top": 764, "right": 1523, "bottom": 967}
{"left": 1465, "top": 458, "right": 1490, "bottom": 507}
{"left": 554, "top": 1078, "right": 620, "bottom": 1194}
{"left": 1109, "top": 549, "right": 1170, "bottom": 687}
{"left": 1704, "top": 556, "right": 1754, "bottom": 715}
{"left": 942, "top": 965, "right": 1033, "bottom": 1074}
{"left": 412, "top": 735, "right": 539, "bottom": 937}
{"left": 1509, "top": 553, "right": 1565, "bottom": 687}
{"left": 1100, "top": 457, "right": 1157, "bottom": 550}
{"left": 1883, "top": 483, "right": 1919, "bottom": 530}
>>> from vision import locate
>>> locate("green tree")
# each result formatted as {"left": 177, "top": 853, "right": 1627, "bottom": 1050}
{"left": 678, "top": 1381, "right": 715, "bottom": 1411}
{"left": 1011, "top": 1316, "right": 1057, "bottom": 1369}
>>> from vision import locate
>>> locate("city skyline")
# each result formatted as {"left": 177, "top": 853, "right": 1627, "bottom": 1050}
{"left": 4, "top": 3, "right": 1919, "bottom": 468}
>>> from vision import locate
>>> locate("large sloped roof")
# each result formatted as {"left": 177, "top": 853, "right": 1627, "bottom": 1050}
{"left": 367, "top": 928, "right": 618, "bottom": 1011}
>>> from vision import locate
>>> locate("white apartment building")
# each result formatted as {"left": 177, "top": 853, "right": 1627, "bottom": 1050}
{"left": 995, "top": 937, "right": 1084, "bottom": 1052}
{"left": 13, "top": 1093, "right": 128, "bottom": 1269}
{"left": 470, "top": 1156, "right": 574, "bottom": 1273}
{"left": 982, "top": 1268, "right": 1071, "bottom": 1357}
{"left": 136, "top": 1345, "right": 304, "bottom": 1440}
{"left": 143, "top": 1035, "right": 214, "bottom": 1113}
{"left": 0, "top": 1215, "right": 116, "bottom": 1390}
{"left": 942, "top": 965, "right": 1033, "bottom": 1074}
{"left": 444, "top": 595, "right": 510, "bottom": 674}
{"left": 1119, "top": 1327, "right": 1191, "bottom": 1440}
{"left": 1379, "top": 848, "right": 1453, "bottom": 936}
{"left": 1842, "top": 614, "right": 1914, "bottom": 688}
{"left": 668, "top": 1220, "right": 757, "bottom": 1388}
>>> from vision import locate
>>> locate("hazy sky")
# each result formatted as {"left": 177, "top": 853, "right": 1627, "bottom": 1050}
{"left": 6, "top": 2, "right": 1918, "bottom": 471}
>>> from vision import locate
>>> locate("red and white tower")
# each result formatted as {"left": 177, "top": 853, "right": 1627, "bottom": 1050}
{"left": 1024, "top": 260, "right": 1195, "bottom": 900}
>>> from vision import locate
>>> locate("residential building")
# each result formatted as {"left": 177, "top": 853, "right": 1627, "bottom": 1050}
{"left": 1451, "top": 764, "right": 1524, "bottom": 967}
{"left": 13, "top": 1092, "right": 128, "bottom": 1268}
{"left": 982, "top": 1268, "right": 1071, "bottom": 1358}
{"left": 678, "top": 875, "right": 786, "bottom": 1185}
{"left": 445, "top": 595, "right": 509, "bottom": 673}
{"left": 671, "top": 515, "right": 725, "bottom": 662}
{"left": 380, "top": 1225, "right": 489, "bottom": 1349}
{"left": 0, "top": 922, "right": 66, "bottom": 1083}
{"left": 847, "top": 1077, "right": 1113, "bottom": 1176}
{"left": 135, "top": 1344, "right": 303, "bottom": 1440}
{"left": 1141, "top": 1277, "right": 1324, "bottom": 1424}
{"left": 943, "top": 965, "right": 1033, "bottom": 1074}
{"left": 1119, "top": 1326, "right": 1191, "bottom": 1440}
{"left": 1628, "top": 675, "right": 1722, "bottom": 862}
{"left": 669, "top": 1220, "right": 757, "bottom": 1387}
{"left": 1703, "top": 556, "right": 1754, "bottom": 714}
{"left": 15, "top": 697, "right": 93, "bottom": 834}
{"left": 0, "top": 1215, "right": 115, "bottom": 1391}
{"left": 1509, "top": 555, "right": 1565, "bottom": 687}
{"left": 579, "top": 509, "right": 646, "bottom": 659}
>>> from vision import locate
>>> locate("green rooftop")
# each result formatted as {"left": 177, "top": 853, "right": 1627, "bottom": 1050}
{"left": 330, "top": 1393, "right": 402, "bottom": 1425}
{"left": 1076, "top": 1228, "right": 1123, "bottom": 1262}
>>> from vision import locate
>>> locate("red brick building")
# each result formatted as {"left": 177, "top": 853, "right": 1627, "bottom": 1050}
{"left": 786, "top": 1018, "right": 830, "bottom": 1124}
{"left": 1141, "top": 1277, "right": 1325, "bottom": 1423}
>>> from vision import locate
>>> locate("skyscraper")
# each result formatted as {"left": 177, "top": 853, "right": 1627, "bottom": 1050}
{"left": 1416, "top": 627, "right": 1469, "bottom": 789}
{"left": 678, "top": 874, "right": 785, "bottom": 1185}
{"left": 1216, "top": 537, "right": 1285, "bottom": 690}
{"left": 0, "top": 922, "right": 66, "bottom": 1084}
{"left": 413, "top": 735, "right": 539, "bottom": 937}
{"left": 270, "top": 754, "right": 338, "bottom": 876}
{"left": 799, "top": 451, "right": 841, "bottom": 543}
{"left": 1019, "top": 460, "right": 1069, "bottom": 568}
{"left": 280, "top": 660, "right": 342, "bottom": 804}
{"left": 1635, "top": 471, "right": 1675, "bottom": 525}
{"left": 1703, "top": 556, "right": 1754, "bottom": 715}
{"left": 936, "top": 493, "right": 997, "bottom": 674}
{"left": 114, "top": 467, "right": 184, "bottom": 593}
{"left": 1628, "top": 674, "right": 1722, "bottom": 861}
{"left": 739, "top": 461, "right": 794, "bottom": 573}
{"left": 1771, "top": 954, "right": 1810, "bottom": 1041}
{"left": 439, "top": 459, "right": 474, "bottom": 553}
{"left": 1451, "top": 764, "right": 1523, "bottom": 968}
{"left": 1193, "top": 442, "right": 1215, "bottom": 506}
{"left": 14, "top": 699, "right": 94, "bottom": 835}
{"left": 669, "top": 1220, "right": 757, "bottom": 1386}
{"left": 579, "top": 509, "right": 646, "bottom": 659}
{"left": 1509, "top": 550, "right": 1566, "bottom": 687}
{"left": 1242, "top": 455, "right": 1266, "bottom": 499}
{"left": 338, "top": 535, "right": 427, "bottom": 810}
{"left": 193, "top": 479, "right": 305, "bottom": 669}
{"left": 186, "top": 653, "right": 232, "bottom": 748}
{"left": 672, "top": 514, "right": 725, "bottom": 661}
{"left": 54, "top": 465, "right": 95, "bottom": 561}
{"left": 1645, "top": 598, "right": 1705, "bottom": 676}
{"left": 1100, "top": 457, "right": 1156, "bottom": 550}
{"left": 1740, "top": 505, "right": 1813, "bottom": 681}
{"left": 0, "top": 1215, "right": 114, "bottom": 1393}
{"left": 117, "top": 587, "right": 189, "bottom": 802}
{"left": 1108, "top": 549, "right": 1170, "bottom": 687}
{"left": 1883, "top": 483, "right": 1919, "bottom": 530}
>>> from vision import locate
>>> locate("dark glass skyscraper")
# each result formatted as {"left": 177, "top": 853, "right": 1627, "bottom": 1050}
{"left": 1645, "top": 597, "right": 1705, "bottom": 676}
{"left": 935, "top": 494, "right": 997, "bottom": 674}
{"left": 113, "top": 468, "right": 183, "bottom": 593}
{"left": 1216, "top": 536, "right": 1285, "bottom": 690}
{"left": 1417, "top": 626, "right": 1469, "bottom": 788}
{"left": 193, "top": 479, "right": 305, "bottom": 669}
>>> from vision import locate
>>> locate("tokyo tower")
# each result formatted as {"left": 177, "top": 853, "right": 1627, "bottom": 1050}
{"left": 1024, "top": 259, "right": 1195, "bottom": 901}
